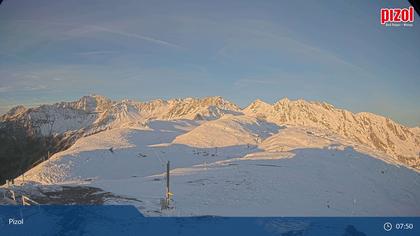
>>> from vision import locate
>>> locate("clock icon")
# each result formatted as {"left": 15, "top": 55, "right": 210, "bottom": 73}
{"left": 384, "top": 222, "right": 393, "bottom": 231}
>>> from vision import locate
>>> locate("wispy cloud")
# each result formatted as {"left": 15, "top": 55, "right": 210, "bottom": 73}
{"left": 74, "top": 50, "right": 119, "bottom": 56}
{"left": 13, "top": 19, "right": 182, "bottom": 49}
{"left": 0, "top": 86, "right": 12, "bottom": 93}
{"left": 23, "top": 84, "right": 47, "bottom": 91}
{"left": 0, "top": 52, "right": 35, "bottom": 65}
{"left": 83, "top": 25, "right": 182, "bottom": 49}
{"left": 0, "top": 84, "right": 48, "bottom": 93}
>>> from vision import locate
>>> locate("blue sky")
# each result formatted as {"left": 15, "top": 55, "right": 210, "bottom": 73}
{"left": 0, "top": 0, "right": 419, "bottom": 126}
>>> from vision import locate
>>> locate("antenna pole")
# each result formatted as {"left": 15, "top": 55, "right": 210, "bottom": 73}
{"left": 161, "top": 160, "right": 172, "bottom": 210}
{"left": 166, "top": 161, "right": 170, "bottom": 200}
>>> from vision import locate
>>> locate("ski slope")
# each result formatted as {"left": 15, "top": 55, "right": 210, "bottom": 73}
{"left": 16, "top": 117, "right": 420, "bottom": 216}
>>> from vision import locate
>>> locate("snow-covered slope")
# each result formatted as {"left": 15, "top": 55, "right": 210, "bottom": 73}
{"left": 174, "top": 115, "right": 280, "bottom": 148}
{"left": 22, "top": 120, "right": 201, "bottom": 184}
{"left": 0, "top": 95, "right": 244, "bottom": 184}
{"left": 3, "top": 95, "right": 420, "bottom": 216}
{"left": 244, "top": 98, "right": 420, "bottom": 169}
{"left": 16, "top": 122, "right": 420, "bottom": 216}
{"left": 3, "top": 95, "right": 416, "bottom": 165}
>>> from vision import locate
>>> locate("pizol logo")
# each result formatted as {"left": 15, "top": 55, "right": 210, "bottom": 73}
{"left": 381, "top": 6, "right": 414, "bottom": 27}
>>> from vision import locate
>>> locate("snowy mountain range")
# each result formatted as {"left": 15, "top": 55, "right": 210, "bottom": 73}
{"left": 1, "top": 95, "right": 241, "bottom": 135}
{"left": 1, "top": 95, "right": 420, "bottom": 216}
{"left": 2, "top": 95, "right": 419, "bottom": 169}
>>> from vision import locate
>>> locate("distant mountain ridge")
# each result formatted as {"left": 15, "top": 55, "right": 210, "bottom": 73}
{"left": 244, "top": 98, "right": 419, "bottom": 168}
{"left": 1, "top": 95, "right": 241, "bottom": 136}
